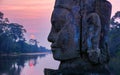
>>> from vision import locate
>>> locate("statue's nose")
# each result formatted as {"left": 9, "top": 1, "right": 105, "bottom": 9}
{"left": 48, "top": 33, "right": 55, "bottom": 43}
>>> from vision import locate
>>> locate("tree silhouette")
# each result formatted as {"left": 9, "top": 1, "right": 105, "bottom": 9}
{"left": 0, "top": 12, "right": 26, "bottom": 53}
{"left": 109, "top": 11, "right": 120, "bottom": 55}
{"left": 0, "top": 11, "right": 50, "bottom": 54}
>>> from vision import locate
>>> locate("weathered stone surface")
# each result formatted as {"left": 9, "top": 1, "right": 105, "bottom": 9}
{"left": 48, "top": 0, "right": 80, "bottom": 61}
{"left": 44, "top": 68, "right": 110, "bottom": 75}
{"left": 46, "top": 0, "right": 112, "bottom": 74}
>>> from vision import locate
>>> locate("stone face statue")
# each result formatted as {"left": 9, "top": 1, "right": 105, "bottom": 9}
{"left": 46, "top": 0, "right": 112, "bottom": 75}
{"left": 48, "top": 0, "right": 80, "bottom": 61}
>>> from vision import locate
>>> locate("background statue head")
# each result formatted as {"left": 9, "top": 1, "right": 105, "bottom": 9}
{"left": 48, "top": 0, "right": 80, "bottom": 61}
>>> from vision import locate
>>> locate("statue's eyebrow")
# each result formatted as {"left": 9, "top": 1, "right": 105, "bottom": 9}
{"left": 51, "top": 19, "right": 64, "bottom": 24}
{"left": 54, "top": 5, "right": 71, "bottom": 12}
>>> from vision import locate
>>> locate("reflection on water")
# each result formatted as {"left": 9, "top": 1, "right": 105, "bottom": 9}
{"left": 0, "top": 53, "right": 60, "bottom": 75}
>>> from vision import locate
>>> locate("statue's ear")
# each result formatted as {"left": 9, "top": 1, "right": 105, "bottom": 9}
{"left": 95, "top": 0, "right": 112, "bottom": 63}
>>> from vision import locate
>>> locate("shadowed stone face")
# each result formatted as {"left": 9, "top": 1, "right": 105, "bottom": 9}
{"left": 48, "top": 8, "right": 80, "bottom": 61}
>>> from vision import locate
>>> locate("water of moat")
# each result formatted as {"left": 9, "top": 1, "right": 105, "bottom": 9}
{"left": 0, "top": 53, "right": 60, "bottom": 75}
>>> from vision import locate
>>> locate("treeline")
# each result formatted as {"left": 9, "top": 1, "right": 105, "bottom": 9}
{"left": 109, "top": 11, "right": 120, "bottom": 75}
{"left": 0, "top": 12, "right": 50, "bottom": 54}
{"left": 109, "top": 11, "right": 120, "bottom": 55}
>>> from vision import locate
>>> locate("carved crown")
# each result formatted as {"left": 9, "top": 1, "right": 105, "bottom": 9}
{"left": 54, "top": 0, "right": 80, "bottom": 10}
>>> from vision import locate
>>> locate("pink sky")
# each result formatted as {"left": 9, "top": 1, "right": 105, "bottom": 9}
{"left": 0, "top": 0, "right": 120, "bottom": 49}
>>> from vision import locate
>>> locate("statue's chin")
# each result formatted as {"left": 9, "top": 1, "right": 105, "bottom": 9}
{"left": 52, "top": 52, "right": 79, "bottom": 61}
{"left": 53, "top": 55, "right": 73, "bottom": 61}
{"left": 52, "top": 52, "right": 66, "bottom": 61}
{"left": 52, "top": 48, "right": 80, "bottom": 61}
{"left": 53, "top": 55, "right": 62, "bottom": 61}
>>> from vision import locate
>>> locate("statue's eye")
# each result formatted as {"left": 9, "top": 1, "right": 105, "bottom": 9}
{"left": 52, "top": 20, "right": 65, "bottom": 33}
{"left": 52, "top": 21, "right": 61, "bottom": 32}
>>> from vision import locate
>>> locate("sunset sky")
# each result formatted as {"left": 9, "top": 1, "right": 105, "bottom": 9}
{"left": 0, "top": 0, "right": 120, "bottom": 49}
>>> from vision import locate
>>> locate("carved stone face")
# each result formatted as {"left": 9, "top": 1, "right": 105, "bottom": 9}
{"left": 48, "top": 8, "right": 80, "bottom": 61}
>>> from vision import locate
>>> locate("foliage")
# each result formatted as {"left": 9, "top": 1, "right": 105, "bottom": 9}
{"left": 109, "top": 11, "right": 120, "bottom": 75}
{"left": 109, "top": 11, "right": 120, "bottom": 55}
{"left": 109, "top": 50, "right": 120, "bottom": 75}
{"left": 0, "top": 12, "right": 50, "bottom": 54}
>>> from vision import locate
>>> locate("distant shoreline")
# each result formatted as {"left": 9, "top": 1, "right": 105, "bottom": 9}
{"left": 0, "top": 52, "right": 51, "bottom": 56}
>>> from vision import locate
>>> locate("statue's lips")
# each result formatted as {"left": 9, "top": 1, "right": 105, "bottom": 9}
{"left": 51, "top": 48, "right": 61, "bottom": 52}
{"left": 51, "top": 44, "right": 61, "bottom": 52}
